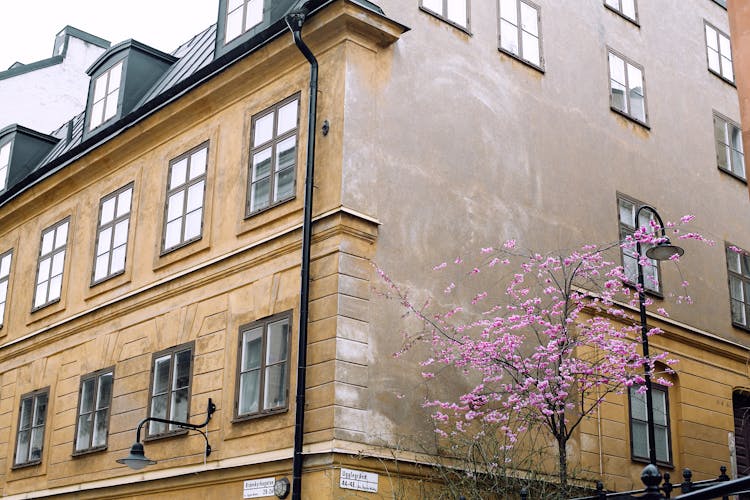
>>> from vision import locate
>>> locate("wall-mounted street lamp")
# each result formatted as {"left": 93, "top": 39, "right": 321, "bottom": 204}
{"left": 634, "top": 206, "right": 684, "bottom": 466}
{"left": 116, "top": 398, "right": 216, "bottom": 470}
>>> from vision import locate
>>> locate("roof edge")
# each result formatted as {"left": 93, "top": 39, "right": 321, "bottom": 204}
{"left": 0, "top": 124, "right": 60, "bottom": 144}
{"left": 87, "top": 39, "right": 178, "bottom": 75}
{"left": 0, "top": 56, "right": 64, "bottom": 81}
{"left": 57, "top": 26, "right": 111, "bottom": 50}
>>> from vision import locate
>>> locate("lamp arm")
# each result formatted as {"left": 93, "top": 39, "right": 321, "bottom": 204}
{"left": 635, "top": 204, "right": 668, "bottom": 239}
{"left": 134, "top": 398, "right": 216, "bottom": 444}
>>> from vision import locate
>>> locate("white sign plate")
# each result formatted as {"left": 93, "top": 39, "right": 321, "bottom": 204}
{"left": 243, "top": 477, "right": 276, "bottom": 498}
{"left": 340, "top": 468, "right": 379, "bottom": 493}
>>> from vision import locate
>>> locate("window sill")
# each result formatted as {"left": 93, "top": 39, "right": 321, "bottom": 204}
{"left": 604, "top": 4, "right": 640, "bottom": 27}
{"left": 419, "top": 7, "right": 472, "bottom": 36}
{"left": 144, "top": 428, "right": 189, "bottom": 442}
{"left": 623, "top": 280, "right": 664, "bottom": 300}
{"left": 11, "top": 460, "right": 42, "bottom": 470}
{"left": 632, "top": 456, "right": 674, "bottom": 470}
{"left": 72, "top": 445, "right": 107, "bottom": 457}
{"left": 718, "top": 166, "right": 747, "bottom": 184}
{"left": 610, "top": 107, "right": 650, "bottom": 130}
{"left": 709, "top": 69, "right": 737, "bottom": 88}
{"left": 245, "top": 195, "right": 296, "bottom": 221}
{"left": 497, "top": 48, "right": 544, "bottom": 74}
{"left": 232, "top": 407, "right": 289, "bottom": 424}
{"left": 731, "top": 321, "right": 750, "bottom": 333}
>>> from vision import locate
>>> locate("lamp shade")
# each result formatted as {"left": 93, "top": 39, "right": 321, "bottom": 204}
{"left": 645, "top": 239, "right": 685, "bottom": 261}
{"left": 116, "top": 442, "right": 157, "bottom": 470}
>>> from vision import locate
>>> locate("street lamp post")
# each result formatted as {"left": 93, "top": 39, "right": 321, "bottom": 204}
{"left": 634, "top": 206, "right": 684, "bottom": 466}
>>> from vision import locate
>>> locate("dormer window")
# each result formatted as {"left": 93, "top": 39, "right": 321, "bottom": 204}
{"left": 225, "top": 0, "right": 264, "bottom": 44}
{"left": 89, "top": 61, "right": 123, "bottom": 131}
{"left": 0, "top": 141, "right": 10, "bottom": 191}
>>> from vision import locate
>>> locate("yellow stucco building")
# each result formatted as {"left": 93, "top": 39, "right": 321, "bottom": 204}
{"left": 0, "top": 0, "right": 749, "bottom": 498}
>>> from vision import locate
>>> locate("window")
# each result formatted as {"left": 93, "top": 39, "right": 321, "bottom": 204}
{"left": 236, "top": 312, "right": 290, "bottom": 419}
{"left": 74, "top": 369, "right": 113, "bottom": 454}
{"left": 93, "top": 184, "right": 133, "bottom": 284}
{"left": 33, "top": 218, "right": 69, "bottom": 310}
{"left": 162, "top": 143, "right": 208, "bottom": 253}
{"left": 714, "top": 113, "right": 746, "bottom": 180}
{"left": 712, "top": 0, "right": 727, "bottom": 8}
{"left": 89, "top": 61, "right": 123, "bottom": 131}
{"left": 608, "top": 50, "right": 647, "bottom": 125}
{"left": 420, "top": 0, "right": 469, "bottom": 30}
{"left": 629, "top": 385, "right": 671, "bottom": 464}
{"left": 148, "top": 343, "right": 193, "bottom": 437}
{"left": 705, "top": 22, "right": 734, "bottom": 83}
{"left": 604, "top": 0, "right": 637, "bottom": 23}
{"left": 727, "top": 245, "right": 750, "bottom": 329}
{"left": 618, "top": 196, "right": 661, "bottom": 293}
{"left": 498, "top": 0, "right": 542, "bottom": 69}
{"left": 225, "top": 0, "right": 264, "bottom": 44}
{"left": 14, "top": 388, "right": 49, "bottom": 467}
{"left": 0, "top": 141, "right": 10, "bottom": 191}
{"left": 247, "top": 96, "right": 299, "bottom": 215}
{"left": 0, "top": 250, "right": 11, "bottom": 328}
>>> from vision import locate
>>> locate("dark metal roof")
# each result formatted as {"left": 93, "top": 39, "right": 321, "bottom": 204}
{"left": 0, "top": 0, "right": 391, "bottom": 207}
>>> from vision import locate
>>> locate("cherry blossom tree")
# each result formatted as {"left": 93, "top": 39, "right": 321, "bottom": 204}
{"left": 379, "top": 216, "right": 710, "bottom": 497}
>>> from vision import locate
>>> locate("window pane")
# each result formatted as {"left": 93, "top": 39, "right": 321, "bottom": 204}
{"left": 55, "top": 223, "right": 68, "bottom": 249}
{"left": 0, "top": 253, "right": 10, "bottom": 277}
{"left": 609, "top": 53, "right": 626, "bottom": 85}
{"left": 722, "top": 55, "right": 734, "bottom": 81}
{"left": 48, "top": 275, "right": 62, "bottom": 301}
{"left": 80, "top": 379, "right": 95, "bottom": 414}
{"left": 186, "top": 181, "right": 205, "bottom": 212}
{"left": 189, "top": 148, "right": 207, "bottom": 179}
{"left": 264, "top": 364, "right": 287, "bottom": 409}
{"left": 655, "top": 426, "right": 670, "bottom": 463}
{"left": 251, "top": 178, "right": 270, "bottom": 211}
{"left": 275, "top": 168, "right": 295, "bottom": 202}
{"left": 76, "top": 414, "right": 92, "bottom": 451}
{"left": 226, "top": 9, "right": 243, "bottom": 43}
{"left": 51, "top": 252, "right": 64, "bottom": 277}
{"left": 732, "top": 299, "right": 746, "bottom": 325}
{"left": 239, "top": 370, "right": 260, "bottom": 414}
{"left": 730, "top": 275, "right": 744, "bottom": 300}
{"left": 113, "top": 220, "right": 129, "bottom": 247}
{"left": 708, "top": 49, "right": 721, "bottom": 73}
{"left": 253, "top": 149, "right": 272, "bottom": 180}
{"left": 19, "top": 398, "right": 32, "bottom": 430}
{"left": 632, "top": 421, "right": 648, "bottom": 458}
{"left": 500, "top": 0, "right": 517, "bottom": 24}
{"left": 267, "top": 320, "right": 289, "bottom": 364}
{"left": 522, "top": 32, "right": 540, "bottom": 65}
{"left": 92, "top": 408, "right": 108, "bottom": 447}
{"left": 446, "top": 0, "right": 467, "bottom": 26}
{"left": 34, "top": 283, "right": 48, "bottom": 308}
{"left": 183, "top": 209, "right": 202, "bottom": 241}
{"left": 116, "top": 189, "right": 132, "bottom": 217}
{"left": 94, "top": 255, "right": 109, "bottom": 281}
{"left": 101, "top": 197, "right": 116, "bottom": 224}
{"left": 170, "top": 159, "right": 188, "bottom": 190}
{"left": 170, "top": 388, "right": 189, "bottom": 427}
{"left": 706, "top": 25, "right": 718, "bottom": 50}
{"left": 500, "top": 20, "right": 519, "bottom": 55}
{"left": 97, "top": 227, "right": 112, "bottom": 256}
{"left": 108, "top": 62, "right": 122, "bottom": 91}
{"left": 719, "top": 34, "right": 732, "bottom": 59}
{"left": 630, "top": 388, "right": 647, "bottom": 420}
{"left": 149, "top": 394, "right": 168, "bottom": 435}
{"left": 93, "top": 74, "right": 107, "bottom": 101}
{"left": 153, "top": 356, "right": 171, "bottom": 395}
{"left": 15, "top": 430, "right": 30, "bottom": 464}
{"left": 622, "top": 0, "right": 636, "bottom": 19}
{"left": 0, "top": 282, "right": 7, "bottom": 303}
{"left": 277, "top": 100, "right": 298, "bottom": 135}
{"left": 246, "top": 0, "right": 263, "bottom": 30}
{"left": 111, "top": 246, "right": 126, "bottom": 274}
{"left": 520, "top": 2, "right": 538, "bottom": 36}
{"left": 41, "top": 231, "right": 54, "bottom": 255}
{"left": 167, "top": 191, "right": 185, "bottom": 222}
{"left": 242, "top": 328, "right": 263, "bottom": 371}
{"left": 104, "top": 94, "right": 118, "bottom": 121}
{"left": 38, "top": 258, "right": 51, "bottom": 283}
{"left": 254, "top": 113, "right": 274, "bottom": 146}
{"left": 98, "top": 373, "right": 113, "bottom": 410}
{"left": 34, "top": 394, "right": 47, "bottom": 426}
{"left": 173, "top": 350, "right": 191, "bottom": 389}
{"left": 652, "top": 391, "right": 667, "bottom": 425}
{"left": 165, "top": 220, "right": 182, "bottom": 249}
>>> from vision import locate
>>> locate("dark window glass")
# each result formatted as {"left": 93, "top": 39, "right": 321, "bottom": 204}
{"left": 74, "top": 369, "right": 114, "bottom": 453}
{"left": 629, "top": 385, "right": 671, "bottom": 464}
{"left": 14, "top": 388, "right": 49, "bottom": 467}
{"left": 148, "top": 343, "right": 193, "bottom": 437}
{"left": 618, "top": 196, "right": 661, "bottom": 293}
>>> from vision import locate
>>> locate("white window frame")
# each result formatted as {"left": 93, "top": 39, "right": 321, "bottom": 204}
{"left": 162, "top": 143, "right": 208, "bottom": 253}
{"left": 0, "top": 249, "right": 12, "bottom": 328}
{"left": 705, "top": 21, "right": 734, "bottom": 84}
{"left": 420, "top": 0, "right": 470, "bottom": 31}
{"left": 147, "top": 343, "right": 193, "bottom": 438}
{"left": 618, "top": 196, "right": 662, "bottom": 294}
{"left": 727, "top": 245, "right": 750, "bottom": 329}
{"left": 235, "top": 312, "right": 291, "bottom": 420}
{"left": 14, "top": 388, "right": 49, "bottom": 468}
{"left": 608, "top": 49, "right": 648, "bottom": 126}
{"left": 0, "top": 141, "right": 11, "bottom": 191}
{"left": 225, "top": 0, "right": 264, "bottom": 44}
{"left": 604, "top": 0, "right": 638, "bottom": 23}
{"left": 629, "top": 384, "right": 672, "bottom": 465}
{"left": 498, "top": 0, "right": 543, "bottom": 69}
{"left": 74, "top": 368, "right": 114, "bottom": 454}
{"left": 247, "top": 96, "right": 299, "bottom": 215}
{"left": 33, "top": 218, "right": 70, "bottom": 310}
{"left": 89, "top": 61, "right": 123, "bottom": 131}
{"left": 714, "top": 113, "right": 746, "bottom": 180}
{"left": 92, "top": 184, "right": 133, "bottom": 284}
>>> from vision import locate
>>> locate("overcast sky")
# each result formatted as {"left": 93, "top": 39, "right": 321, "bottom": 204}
{"left": 0, "top": 1, "right": 219, "bottom": 70}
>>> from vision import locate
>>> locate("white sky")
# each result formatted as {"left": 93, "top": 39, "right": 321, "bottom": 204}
{"left": 0, "top": 1, "right": 219, "bottom": 70}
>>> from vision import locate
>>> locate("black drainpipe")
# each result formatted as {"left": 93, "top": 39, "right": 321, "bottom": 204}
{"left": 285, "top": 5, "right": 318, "bottom": 500}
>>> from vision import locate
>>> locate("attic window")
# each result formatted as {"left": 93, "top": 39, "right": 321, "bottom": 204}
{"left": 226, "top": 0, "right": 264, "bottom": 44}
{"left": 89, "top": 61, "right": 123, "bottom": 131}
{"left": 0, "top": 141, "right": 9, "bottom": 191}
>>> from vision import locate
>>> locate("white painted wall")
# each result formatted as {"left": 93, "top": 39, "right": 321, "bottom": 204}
{"left": 0, "top": 34, "right": 107, "bottom": 134}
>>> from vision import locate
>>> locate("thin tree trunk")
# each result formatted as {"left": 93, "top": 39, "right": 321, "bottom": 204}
{"left": 558, "top": 436, "right": 568, "bottom": 498}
